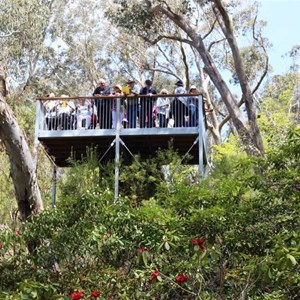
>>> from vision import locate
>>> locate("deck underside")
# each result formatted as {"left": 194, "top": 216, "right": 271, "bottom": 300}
{"left": 38, "top": 131, "right": 205, "bottom": 167}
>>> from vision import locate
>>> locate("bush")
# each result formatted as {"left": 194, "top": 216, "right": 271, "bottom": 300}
{"left": 1, "top": 129, "right": 300, "bottom": 299}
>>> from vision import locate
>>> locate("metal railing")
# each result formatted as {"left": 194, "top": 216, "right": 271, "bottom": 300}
{"left": 36, "top": 93, "right": 206, "bottom": 131}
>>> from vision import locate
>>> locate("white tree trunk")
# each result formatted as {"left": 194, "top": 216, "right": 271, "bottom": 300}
{"left": 0, "top": 95, "right": 43, "bottom": 222}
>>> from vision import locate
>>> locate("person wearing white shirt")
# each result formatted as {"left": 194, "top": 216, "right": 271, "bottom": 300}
{"left": 111, "top": 85, "right": 124, "bottom": 129}
{"left": 44, "top": 93, "right": 59, "bottom": 130}
{"left": 156, "top": 89, "right": 170, "bottom": 128}
{"left": 76, "top": 99, "right": 92, "bottom": 129}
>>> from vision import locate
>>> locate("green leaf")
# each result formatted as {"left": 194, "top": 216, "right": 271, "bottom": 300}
{"left": 287, "top": 254, "right": 297, "bottom": 266}
{"left": 164, "top": 241, "right": 170, "bottom": 251}
{"left": 268, "top": 268, "right": 273, "bottom": 279}
{"left": 142, "top": 251, "right": 148, "bottom": 266}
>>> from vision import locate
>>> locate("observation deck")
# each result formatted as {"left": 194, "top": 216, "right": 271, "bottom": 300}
{"left": 35, "top": 94, "right": 208, "bottom": 171}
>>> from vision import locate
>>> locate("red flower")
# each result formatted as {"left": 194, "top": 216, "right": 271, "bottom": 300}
{"left": 0, "top": 241, "right": 3, "bottom": 250}
{"left": 138, "top": 244, "right": 149, "bottom": 253}
{"left": 91, "top": 290, "right": 100, "bottom": 298}
{"left": 175, "top": 273, "right": 188, "bottom": 284}
{"left": 71, "top": 291, "right": 84, "bottom": 300}
{"left": 15, "top": 229, "right": 21, "bottom": 235}
{"left": 191, "top": 238, "right": 205, "bottom": 248}
{"left": 150, "top": 270, "right": 160, "bottom": 281}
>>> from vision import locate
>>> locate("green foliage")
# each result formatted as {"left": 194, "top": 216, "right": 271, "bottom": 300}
{"left": 107, "top": 0, "right": 163, "bottom": 40}
{"left": 259, "top": 73, "right": 300, "bottom": 151}
{"left": 1, "top": 128, "right": 300, "bottom": 299}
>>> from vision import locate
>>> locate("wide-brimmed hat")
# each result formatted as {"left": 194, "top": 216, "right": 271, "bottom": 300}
{"left": 114, "top": 84, "right": 122, "bottom": 91}
{"left": 160, "top": 88, "right": 169, "bottom": 94}
{"left": 126, "top": 80, "right": 135, "bottom": 84}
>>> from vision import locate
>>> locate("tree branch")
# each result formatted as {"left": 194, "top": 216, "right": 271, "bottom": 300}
{"left": 203, "top": 18, "right": 218, "bottom": 40}
{"left": 151, "top": 34, "right": 193, "bottom": 46}
{"left": 0, "top": 30, "right": 21, "bottom": 38}
{"left": 208, "top": 38, "right": 226, "bottom": 52}
{"left": 180, "top": 42, "right": 190, "bottom": 88}
{"left": 251, "top": 13, "right": 269, "bottom": 95}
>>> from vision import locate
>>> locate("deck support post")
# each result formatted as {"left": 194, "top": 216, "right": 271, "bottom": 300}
{"left": 51, "top": 166, "right": 57, "bottom": 208}
{"left": 114, "top": 98, "right": 121, "bottom": 202}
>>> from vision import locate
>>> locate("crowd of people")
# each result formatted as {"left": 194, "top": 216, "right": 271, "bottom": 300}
{"left": 43, "top": 79, "right": 206, "bottom": 130}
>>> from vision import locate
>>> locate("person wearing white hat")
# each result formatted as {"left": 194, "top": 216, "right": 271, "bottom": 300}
{"left": 188, "top": 86, "right": 199, "bottom": 127}
{"left": 111, "top": 85, "right": 125, "bottom": 129}
{"left": 156, "top": 89, "right": 170, "bottom": 128}
{"left": 44, "top": 93, "right": 59, "bottom": 130}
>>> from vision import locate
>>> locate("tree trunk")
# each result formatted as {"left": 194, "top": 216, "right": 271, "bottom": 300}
{"left": 0, "top": 93, "right": 43, "bottom": 222}
{"left": 213, "top": 0, "right": 265, "bottom": 155}
{"left": 146, "top": 1, "right": 264, "bottom": 155}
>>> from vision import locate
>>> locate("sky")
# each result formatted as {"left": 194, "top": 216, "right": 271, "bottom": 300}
{"left": 258, "top": 0, "right": 300, "bottom": 75}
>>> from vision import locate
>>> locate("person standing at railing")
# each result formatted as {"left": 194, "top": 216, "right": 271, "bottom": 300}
{"left": 171, "top": 80, "right": 188, "bottom": 127}
{"left": 76, "top": 99, "right": 92, "bottom": 129}
{"left": 124, "top": 79, "right": 140, "bottom": 128}
{"left": 44, "top": 93, "right": 59, "bottom": 130}
{"left": 188, "top": 85, "right": 199, "bottom": 127}
{"left": 156, "top": 89, "right": 170, "bottom": 128}
{"left": 139, "top": 79, "right": 157, "bottom": 128}
{"left": 92, "top": 78, "right": 111, "bottom": 129}
{"left": 111, "top": 84, "right": 125, "bottom": 129}
{"left": 57, "top": 95, "right": 76, "bottom": 130}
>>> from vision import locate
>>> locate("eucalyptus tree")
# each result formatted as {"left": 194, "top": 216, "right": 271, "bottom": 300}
{"left": 0, "top": 0, "right": 61, "bottom": 221}
{"left": 107, "top": 0, "right": 269, "bottom": 155}
{"left": 0, "top": 75, "right": 43, "bottom": 222}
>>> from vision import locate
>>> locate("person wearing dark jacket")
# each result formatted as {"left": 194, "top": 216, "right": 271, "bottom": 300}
{"left": 139, "top": 79, "right": 157, "bottom": 128}
{"left": 171, "top": 80, "right": 188, "bottom": 127}
{"left": 92, "top": 78, "right": 111, "bottom": 129}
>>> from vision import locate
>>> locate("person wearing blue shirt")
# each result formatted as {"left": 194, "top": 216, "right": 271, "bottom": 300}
{"left": 139, "top": 79, "right": 157, "bottom": 128}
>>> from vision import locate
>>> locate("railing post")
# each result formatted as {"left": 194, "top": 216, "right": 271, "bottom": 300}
{"left": 198, "top": 95, "right": 204, "bottom": 176}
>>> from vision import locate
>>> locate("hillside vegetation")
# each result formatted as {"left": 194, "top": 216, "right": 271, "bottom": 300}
{"left": 0, "top": 126, "right": 299, "bottom": 299}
